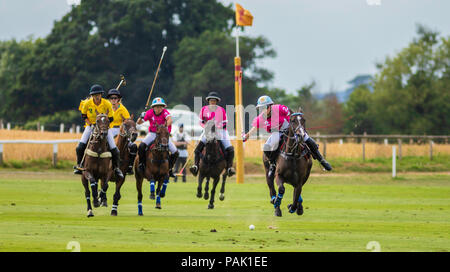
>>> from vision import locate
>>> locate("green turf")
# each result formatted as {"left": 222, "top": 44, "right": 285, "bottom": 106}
{"left": 0, "top": 171, "right": 449, "bottom": 252}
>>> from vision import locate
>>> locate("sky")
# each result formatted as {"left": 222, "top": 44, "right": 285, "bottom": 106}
{"left": 1, "top": 0, "right": 449, "bottom": 94}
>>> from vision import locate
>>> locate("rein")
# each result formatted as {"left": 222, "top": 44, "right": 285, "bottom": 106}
{"left": 281, "top": 112, "right": 307, "bottom": 159}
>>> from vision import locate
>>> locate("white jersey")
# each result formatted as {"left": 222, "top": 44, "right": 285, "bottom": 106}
{"left": 172, "top": 131, "right": 191, "bottom": 157}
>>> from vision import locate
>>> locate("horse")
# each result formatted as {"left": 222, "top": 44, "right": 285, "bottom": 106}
{"left": 263, "top": 108, "right": 313, "bottom": 217}
{"left": 81, "top": 113, "right": 112, "bottom": 217}
{"left": 134, "top": 124, "right": 170, "bottom": 215}
{"left": 196, "top": 120, "right": 228, "bottom": 209}
{"left": 107, "top": 115, "right": 137, "bottom": 216}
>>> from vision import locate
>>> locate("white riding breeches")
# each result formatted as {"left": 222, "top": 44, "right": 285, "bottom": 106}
{"left": 110, "top": 127, "right": 120, "bottom": 138}
{"left": 263, "top": 120, "right": 310, "bottom": 151}
{"left": 200, "top": 129, "right": 232, "bottom": 149}
{"left": 79, "top": 125, "right": 117, "bottom": 149}
{"left": 142, "top": 132, "right": 177, "bottom": 154}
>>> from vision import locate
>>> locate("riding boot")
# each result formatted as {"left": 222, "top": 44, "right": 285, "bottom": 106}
{"left": 264, "top": 150, "right": 278, "bottom": 180}
{"left": 127, "top": 142, "right": 137, "bottom": 175}
{"left": 73, "top": 142, "right": 87, "bottom": 175}
{"left": 138, "top": 143, "right": 148, "bottom": 173}
{"left": 111, "top": 147, "right": 124, "bottom": 179}
{"left": 189, "top": 141, "right": 205, "bottom": 177}
{"left": 224, "top": 146, "right": 236, "bottom": 177}
{"left": 168, "top": 151, "right": 179, "bottom": 178}
{"left": 305, "top": 138, "right": 332, "bottom": 171}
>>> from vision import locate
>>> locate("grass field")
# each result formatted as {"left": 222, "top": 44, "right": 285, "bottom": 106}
{"left": 0, "top": 170, "right": 449, "bottom": 252}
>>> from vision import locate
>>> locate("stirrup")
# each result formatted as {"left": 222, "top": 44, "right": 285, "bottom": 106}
{"left": 227, "top": 167, "right": 235, "bottom": 176}
{"left": 114, "top": 168, "right": 124, "bottom": 178}
{"left": 190, "top": 165, "right": 199, "bottom": 176}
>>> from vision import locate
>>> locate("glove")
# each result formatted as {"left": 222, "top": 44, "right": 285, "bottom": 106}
{"left": 242, "top": 133, "right": 248, "bottom": 142}
{"left": 140, "top": 112, "right": 146, "bottom": 119}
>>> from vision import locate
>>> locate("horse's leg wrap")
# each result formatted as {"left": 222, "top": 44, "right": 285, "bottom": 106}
{"left": 150, "top": 180, "right": 155, "bottom": 194}
{"left": 138, "top": 201, "right": 143, "bottom": 215}
{"left": 160, "top": 179, "right": 169, "bottom": 198}
{"left": 274, "top": 186, "right": 285, "bottom": 208}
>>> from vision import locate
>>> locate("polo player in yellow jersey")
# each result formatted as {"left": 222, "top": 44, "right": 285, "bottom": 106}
{"left": 107, "top": 88, "right": 138, "bottom": 175}
{"left": 73, "top": 84, "right": 124, "bottom": 179}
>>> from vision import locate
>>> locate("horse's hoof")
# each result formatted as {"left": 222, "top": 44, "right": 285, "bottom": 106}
{"left": 155, "top": 205, "right": 161, "bottom": 209}
{"left": 196, "top": 192, "right": 202, "bottom": 198}
{"left": 297, "top": 204, "right": 304, "bottom": 216}
{"left": 204, "top": 193, "right": 209, "bottom": 200}
{"left": 287, "top": 204, "right": 296, "bottom": 214}
{"left": 138, "top": 212, "right": 143, "bottom": 216}
{"left": 101, "top": 200, "right": 108, "bottom": 207}
{"left": 274, "top": 207, "right": 282, "bottom": 217}
{"left": 111, "top": 210, "right": 117, "bottom": 216}
{"left": 150, "top": 193, "right": 155, "bottom": 200}
{"left": 160, "top": 193, "right": 165, "bottom": 198}
{"left": 93, "top": 199, "right": 100, "bottom": 208}
{"left": 87, "top": 210, "right": 94, "bottom": 217}
{"left": 219, "top": 194, "right": 225, "bottom": 201}
{"left": 208, "top": 204, "right": 214, "bottom": 209}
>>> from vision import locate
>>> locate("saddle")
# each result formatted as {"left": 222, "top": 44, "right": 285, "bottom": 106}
{"left": 200, "top": 141, "right": 225, "bottom": 165}
{"left": 279, "top": 131, "right": 311, "bottom": 160}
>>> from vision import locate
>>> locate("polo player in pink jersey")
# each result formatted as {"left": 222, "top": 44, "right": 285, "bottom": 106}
{"left": 243, "top": 95, "right": 332, "bottom": 179}
{"left": 189, "top": 91, "right": 235, "bottom": 177}
{"left": 136, "top": 97, "right": 179, "bottom": 178}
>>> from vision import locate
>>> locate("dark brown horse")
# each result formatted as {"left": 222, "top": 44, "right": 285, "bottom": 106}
{"left": 264, "top": 109, "right": 313, "bottom": 217}
{"left": 107, "top": 115, "right": 137, "bottom": 216}
{"left": 81, "top": 113, "right": 111, "bottom": 217}
{"left": 196, "top": 120, "right": 228, "bottom": 209}
{"left": 135, "top": 124, "right": 170, "bottom": 215}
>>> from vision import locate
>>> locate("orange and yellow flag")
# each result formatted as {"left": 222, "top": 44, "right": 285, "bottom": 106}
{"left": 235, "top": 3, "right": 253, "bottom": 26}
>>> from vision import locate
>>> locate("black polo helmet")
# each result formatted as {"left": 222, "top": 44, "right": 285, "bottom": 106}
{"left": 206, "top": 91, "right": 221, "bottom": 102}
{"left": 89, "top": 84, "right": 104, "bottom": 95}
{"left": 107, "top": 88, "right": 122, "bottom": 99}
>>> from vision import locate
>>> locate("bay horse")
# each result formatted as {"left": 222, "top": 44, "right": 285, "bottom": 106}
{"left": 196, "top": 120, "right": 228, "bottom": 209}
{"left": 107, "top": 115, "right": 137, "bottom": 216}
{"left": 263, "top": 109, "right": 313, "bottom": 217}
{"left": 81, "top": 113, "right": 111, "bottom": 217}
{"left": 134, "top": 124, "right": 170, "bottom": 215}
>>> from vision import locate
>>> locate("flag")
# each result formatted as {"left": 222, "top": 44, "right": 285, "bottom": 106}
{"left": 235, "top": 3, "right": 253, "bottom": 26}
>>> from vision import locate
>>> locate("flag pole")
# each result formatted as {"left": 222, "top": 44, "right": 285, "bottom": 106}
{"left": 234, "top": 23, "right": 244, "bottom": 184}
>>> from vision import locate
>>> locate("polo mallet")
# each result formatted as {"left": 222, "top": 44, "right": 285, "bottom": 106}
{"left": 116, "top": 74, "right": 126, "bottom": 90}
{"left": 144, "top": 46, "right": 167, "bottom": 110}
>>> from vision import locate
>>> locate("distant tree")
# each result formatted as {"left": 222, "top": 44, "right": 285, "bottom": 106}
{"left": 344, "top": 24, "right": 450, "bottom": 135}
{"left": 171, "top": 30, "right": 276, "bottom": 108}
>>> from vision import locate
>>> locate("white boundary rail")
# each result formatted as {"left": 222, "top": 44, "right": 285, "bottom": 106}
{"left": 0, "top": 134, "right": 448, "bottom": 167}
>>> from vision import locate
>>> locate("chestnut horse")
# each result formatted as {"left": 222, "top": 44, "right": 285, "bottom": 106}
{"left": 81, "top": 113, "right": 111, "bottom": 217}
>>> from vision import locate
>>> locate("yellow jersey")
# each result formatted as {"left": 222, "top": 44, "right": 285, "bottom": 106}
{"left": 81, "top": 98, "right": 114, "bottom": 125}
{"left": 110, "top": 103, "right": 131, "bottom": 128}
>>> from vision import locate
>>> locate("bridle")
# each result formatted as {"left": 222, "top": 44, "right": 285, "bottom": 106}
{"left": 282, "top": 113, "right": 305, "bottom": 157}
{"left": 91, "top": 114, "right": 109, "bottom": 144}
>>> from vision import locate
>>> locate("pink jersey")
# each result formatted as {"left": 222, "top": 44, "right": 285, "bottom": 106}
{"left": 251, "top": 104, "right": 290, "bottom": 133}
{"left": 199, "top": 105, "right": 227, "bottom": 129}
{"left": 144, "top": 108, "right": 172, "bottom": 133}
